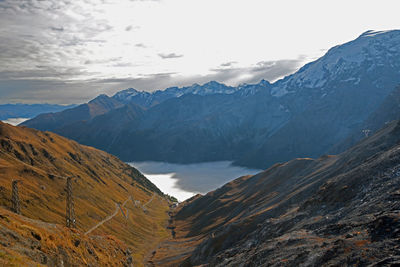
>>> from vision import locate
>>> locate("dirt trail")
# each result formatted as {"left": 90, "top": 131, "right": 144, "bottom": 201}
{"left": 143, "top": 194, "right": 155, "bottom": 209}
{"left": 85, "top": 196, "right": 132, "bottom": 235}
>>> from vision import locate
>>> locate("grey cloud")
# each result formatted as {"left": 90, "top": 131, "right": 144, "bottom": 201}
{"left": 125, "top": 25, "right": 141, "bottom": 32}
{"left": 208, "top": 58, "right": 303, "bottom": 85}
{"left": 0, "top": 66, "right": 92, "bottom": 81}
{"left": 158, "top": 53, "right": 183, "bottom": 59}
{"left": 111, "top": 62, "right": 136, "bottom": 68}
{"left": 84, "top": 57, "right": 122, "bottom": 65}
{"left": 0, "top": 58, "right": 303, "bottom": 104}
{"left": 50, "top": 26, "right": 64, "bottom": 32}
{"left": 0, "top": 0, "right": 113, "bottom": 80}
{"left": 0, "top": 79, "right": 101, "bottom": 105}
{"left": 0, "top": 0, "right": 304, "bottom": 104}
{"left": 220, "top": 61, "right": 237, "bottom": 67}
{"left": 135, "top": 43, "right": 147, "bottom": 48}
{"left": 100, "top": 59, "right": 302, "bottom": 93}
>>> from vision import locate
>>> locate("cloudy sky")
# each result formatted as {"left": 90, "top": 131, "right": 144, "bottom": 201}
{"left": 0, "top": 0, "right": 399, "bottom": 104}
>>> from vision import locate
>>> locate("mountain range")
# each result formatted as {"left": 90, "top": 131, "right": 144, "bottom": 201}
{"left": 0, "top": 103, "right": 76, "bottom": 121}
{"left": 22, "top": 30, "right": 400, "bottom": 169}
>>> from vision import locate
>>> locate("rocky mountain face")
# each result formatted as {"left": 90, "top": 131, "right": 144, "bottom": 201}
{"left": 0, "top": 122, "right": 171, "bottom": 265}
{"left": 22, "top": 30, "right": 400, "bottom": 169}
{"left": 152, "top": 120, "right": 400, "bottom": 266}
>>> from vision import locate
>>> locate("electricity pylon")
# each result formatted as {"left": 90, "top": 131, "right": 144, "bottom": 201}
{"left": 12, "top": 180, "right": 21, "bottom": 214}
{"left": 66, "top": 177, "right": 76, "bottom": 228}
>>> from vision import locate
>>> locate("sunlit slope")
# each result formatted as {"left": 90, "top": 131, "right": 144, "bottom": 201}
{"left": 0, "top": 207, "right": 131, "bottom": 266}
{"left": 0, "top": 121, "right": 170, "bottom": 266}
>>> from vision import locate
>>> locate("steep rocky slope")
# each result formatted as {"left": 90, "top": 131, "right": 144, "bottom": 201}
{"left": 22, "top": 30, "right": 400, "bottom": 169}
{"left": 0, "top": 121, "right": 171, "bottom": 266}
{"left": 153, "top": 120, "right": 400, "bottom": 266}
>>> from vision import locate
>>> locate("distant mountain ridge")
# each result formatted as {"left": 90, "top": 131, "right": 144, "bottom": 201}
{"left": 112, "top": 81, "right": 240, "bottom": 107}
{"left": 0, "top": 103, "right": 76, "bottom": 120}
{"left": 22, "top": 30, "right": 400, "bottom": 169}
{"left": 22, "top": 94, "right": 123, "bottom": 132}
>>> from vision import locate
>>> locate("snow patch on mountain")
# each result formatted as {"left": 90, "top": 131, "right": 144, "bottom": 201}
{"left": 270, "top": 30, "right": 400, "bottom": 97}
{"left": 112, "top": 30, "right": 400, "bottom": 103}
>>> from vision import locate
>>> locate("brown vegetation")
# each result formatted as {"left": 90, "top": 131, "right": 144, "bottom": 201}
{"left": 0, "top": 121, "right": 170, "bottom": 266}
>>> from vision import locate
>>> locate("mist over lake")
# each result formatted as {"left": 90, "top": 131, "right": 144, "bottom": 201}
{"left": 1, "top": 118, "right": 29, "bottom": 126}
{"left": 129, "top": 161, "right": 261, "bottom": 201}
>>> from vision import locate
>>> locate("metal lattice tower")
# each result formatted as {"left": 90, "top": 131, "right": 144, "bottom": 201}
{"left": 66, "top": 177, "right": 76, "bottom": 228}
{"left": 12, "top": 180, "right": 20, "bottom": 214}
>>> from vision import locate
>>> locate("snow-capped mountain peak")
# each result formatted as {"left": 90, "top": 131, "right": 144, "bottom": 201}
{"left": 271, "top": 29, "right": 400, "bottom": 97}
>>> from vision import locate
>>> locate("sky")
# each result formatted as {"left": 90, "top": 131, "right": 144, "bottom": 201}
{"left": 0, "top": 0, "right": 399, "bottom": 104}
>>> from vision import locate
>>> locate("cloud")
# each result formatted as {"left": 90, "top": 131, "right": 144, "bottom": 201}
{"left": 0, "top": 58, "right": 303, "bottom": 104}
{"left": 158, "top": 53, "right": 183, "bottom": 59}
{"left": 135, "top": 43, "right": 147, "bottom": 48}
{"left": 0, "top": 0, "right": 308, "bottom": 104}
{"left": 125, "top": 25, "right": 141, "bottom": 32}
{"left": 50, "top": 26, "right": 65, "bottom": 32}
{"left": 208, "top": 58, "right": 304, "bottom": 85}
{"left": 220, "top": 61, "right": 237, "bottom": 67}
{"left": 0, "top": 0, "right": 114, "bottom": 80}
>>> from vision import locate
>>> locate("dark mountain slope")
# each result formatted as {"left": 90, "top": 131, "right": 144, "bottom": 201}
{"left": 22, "top": 94, "right": 123, "bottom": 132}
{"left": 48, "top": 91, "right": 290, "bottom": 163}
{"left": 330, "top": 85, "right": 400, "bottom": 154}
{"left": 57, "top": 102, "right": 146, "bottom": 153}
{"left": 0, "top": 103, "right": 75, "bottom": 121}
{"left": 153, "top": 120, "right": 400, "bottom": 266}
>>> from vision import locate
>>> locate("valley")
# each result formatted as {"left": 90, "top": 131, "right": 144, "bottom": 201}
{"left": 130, "top": 161, "right": 261, "bottom": 202}
{"left": 0, "top": 19, "right": 399, "bottom": 266}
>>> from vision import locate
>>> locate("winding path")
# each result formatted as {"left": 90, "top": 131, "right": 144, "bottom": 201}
{"left": 85, "top": 196, "right": 132, "bottom": 235}
{"left": 143, "top": 194, "right": 155, "bottom": 209}
{"left": 85, "top": 194, "right": 155, "bottom": 235}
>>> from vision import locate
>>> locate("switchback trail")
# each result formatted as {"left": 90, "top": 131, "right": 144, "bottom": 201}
{"left": 143, "top": 194, "right": 155, "bottom": 209}
{"left": 85, "top": 196, "right": 132, "bottom": 235}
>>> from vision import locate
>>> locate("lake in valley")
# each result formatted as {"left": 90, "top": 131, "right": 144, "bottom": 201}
{"left": 129, "top": 161, "right": 261, "bottom": 202}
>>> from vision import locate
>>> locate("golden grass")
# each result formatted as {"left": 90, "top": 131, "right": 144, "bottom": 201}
{"left": 0, "top": 122, "right": 171, "bottom": 265}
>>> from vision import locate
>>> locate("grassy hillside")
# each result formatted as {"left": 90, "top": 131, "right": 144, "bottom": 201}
{"left": 0, "top": 121, "right": 171, "bottom": 266}
{"left": 0, "top": 207, "right": 131, "bottom": 266}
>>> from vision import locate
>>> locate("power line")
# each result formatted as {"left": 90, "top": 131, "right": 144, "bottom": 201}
{"left": 66, "top": 177, "right": 76, "bottom": 228}
{"left": 11, "top": 180, "right": 21, "bottom": 214}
